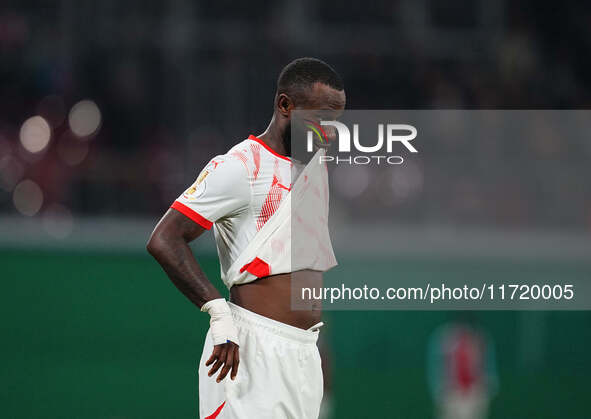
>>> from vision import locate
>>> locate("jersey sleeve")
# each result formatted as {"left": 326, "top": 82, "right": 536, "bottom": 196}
{"left": 171, "top": 155, "right": 250, "bottom": 229}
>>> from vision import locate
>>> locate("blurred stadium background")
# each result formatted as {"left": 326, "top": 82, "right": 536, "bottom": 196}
{"left": 1, "top": 1, "right": 591, "bottom": 418}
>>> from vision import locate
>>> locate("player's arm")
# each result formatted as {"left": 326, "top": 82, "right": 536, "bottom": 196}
{"left": 147, "top": 155, "right": 248, "bottom": 382}
{"left": 147, "top": 208, "right": 219, "bottom": 308}
{"left": 147, "top": 209, "right": 239, "bottom": 382}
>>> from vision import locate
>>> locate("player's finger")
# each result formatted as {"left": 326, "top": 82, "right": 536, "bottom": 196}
{"left": 231, "top": 346, "right": 240, "bottom": 380}
{"left": 206, "top": 345, "right": 221, "bottom": 366}
{"left": 208, "top": 358, "right": 223, "bottom": 377}
{"left": 217, "top": 347, "right": 234, "bottom": 382}
{"left": 208, "top": 346, "right": 227, "bottom": 376}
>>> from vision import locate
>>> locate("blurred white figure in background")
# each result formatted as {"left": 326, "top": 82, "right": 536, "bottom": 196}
{"left": 427, "top": 320, "right": 498, "bottom": 419}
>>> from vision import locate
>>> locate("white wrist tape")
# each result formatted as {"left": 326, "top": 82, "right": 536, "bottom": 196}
{"left": 201, "top": 298, "right": 240, "bottom": 346}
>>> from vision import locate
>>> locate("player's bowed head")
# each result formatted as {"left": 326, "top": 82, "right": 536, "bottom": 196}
{"left": 263, "top": 57, "right": 346, "bottom": 157}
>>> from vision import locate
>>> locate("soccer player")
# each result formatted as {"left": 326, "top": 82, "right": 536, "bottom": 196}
{"left": 147, "top": 57, "right": 345, "bottom": 419}
{"left": 427, "top": 321, "right": 499, "bottom": 419}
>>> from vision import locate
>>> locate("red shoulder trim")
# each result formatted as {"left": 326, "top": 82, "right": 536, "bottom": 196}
{"left": 170, "top": 201, "right": 213, "bottom": 230}
{"left": 248, "top": 135, "right": 291, "bottom": 162}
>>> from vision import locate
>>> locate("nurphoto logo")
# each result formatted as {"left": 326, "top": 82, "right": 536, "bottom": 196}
{"left": 306, "top": 121, "right": 418, "bottom": 165}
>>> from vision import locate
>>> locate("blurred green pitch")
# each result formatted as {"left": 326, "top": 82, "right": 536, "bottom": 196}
{"left": 1, "top": 248, "right": 590, "bottom": 418}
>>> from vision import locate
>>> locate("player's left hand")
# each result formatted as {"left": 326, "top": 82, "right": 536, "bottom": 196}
{"left": 206, "top": 341, "right": 240, "bottom": 382}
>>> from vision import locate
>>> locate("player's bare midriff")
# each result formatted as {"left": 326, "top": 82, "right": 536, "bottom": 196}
{"left": 230, "top": 270, "right": 322, "bottom": 330}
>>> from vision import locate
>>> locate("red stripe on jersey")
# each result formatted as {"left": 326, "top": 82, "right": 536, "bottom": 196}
{"left": 231, "top": 150, "right": 250, "bottom": 172}
{"left": 170, "top": 201, "right": 213, "bottom": 230}
{"left": 205, "top": 401, "right": 226, "bottom": 419}
{"left": 230, "top": 149, "right": 255, "bottom": 189}
{"left": 257, "top": 175, "right": 283, "bottom": 230}
{"left": 248, "top": 135, "right": 291, "bottom": 162}
{"left": 239, "top": 257, "right": 270, "bottom": 278}
{"left": 250, "top": 143, "right": 261, "bottom": 180}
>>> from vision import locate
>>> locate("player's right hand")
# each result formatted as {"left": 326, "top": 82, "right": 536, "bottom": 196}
{"left": 206, "top": 341, "right": 240, "bottom": 382}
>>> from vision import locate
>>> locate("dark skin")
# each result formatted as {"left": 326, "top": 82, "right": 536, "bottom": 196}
{"left": 147, "top": 81, "right": 346, "bottom": 383}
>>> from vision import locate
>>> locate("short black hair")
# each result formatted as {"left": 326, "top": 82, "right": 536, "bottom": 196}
{"left": 277, "top": 57, "right": 344, "bottom": 101}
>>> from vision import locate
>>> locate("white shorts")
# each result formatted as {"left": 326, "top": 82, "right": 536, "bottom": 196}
{"left": 198, "top": 303, "right": 323, "bottom": 419}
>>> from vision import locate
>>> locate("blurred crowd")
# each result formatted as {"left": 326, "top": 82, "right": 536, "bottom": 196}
{"left": 1, "top": 0, "right": 591, "bottom": 234}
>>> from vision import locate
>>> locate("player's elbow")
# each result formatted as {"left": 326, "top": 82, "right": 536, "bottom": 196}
{"left": 146, "top": 232, "right": 167, "bottom": 259}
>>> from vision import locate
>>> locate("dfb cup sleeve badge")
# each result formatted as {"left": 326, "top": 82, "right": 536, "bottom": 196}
{"left": 183, "top": 169, "right": 209, "bottom": 199}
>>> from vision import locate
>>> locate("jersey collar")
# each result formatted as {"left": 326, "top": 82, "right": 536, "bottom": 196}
{"left": 248, "top": 135, "right": 291, "bottom": 162}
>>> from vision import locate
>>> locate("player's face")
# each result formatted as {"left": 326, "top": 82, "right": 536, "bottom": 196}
{"left": 294, "top": 82, "right": 346, "bottom": 143}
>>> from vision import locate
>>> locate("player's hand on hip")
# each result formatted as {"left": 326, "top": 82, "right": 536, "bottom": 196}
{"left": 201, "top": 299, "right": 240, "bottom": 381}
{"left": 206, "top": 341, "right": 240, "bottom": 382}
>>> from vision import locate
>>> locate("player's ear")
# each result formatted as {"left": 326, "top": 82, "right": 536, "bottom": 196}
{"left": 276, "top": 93, "right": 293, "bottom": 117}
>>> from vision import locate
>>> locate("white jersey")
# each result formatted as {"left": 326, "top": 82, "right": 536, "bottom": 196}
{"left": 181, "top": 138, "right": 334, "bottom": 418}
{"left": 172, "top": 135, "right": 295, "bottom": 285}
